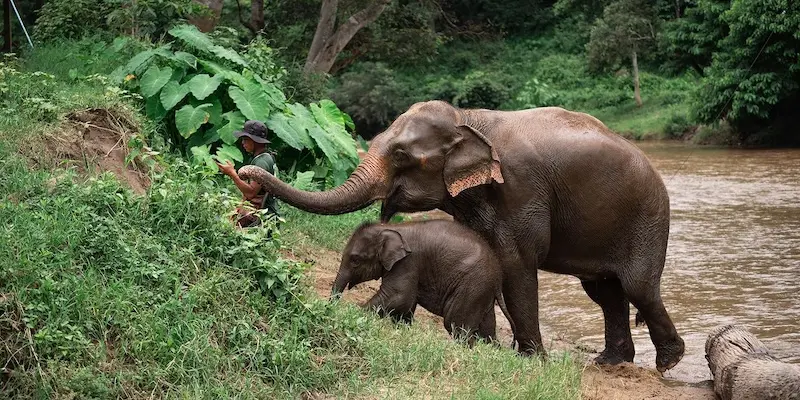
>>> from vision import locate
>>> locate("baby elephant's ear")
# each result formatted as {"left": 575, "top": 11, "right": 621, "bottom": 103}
{"left": 378, "top": 229, "right": 410, "bottom": 271}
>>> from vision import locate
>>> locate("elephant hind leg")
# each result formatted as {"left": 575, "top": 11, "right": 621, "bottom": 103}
{"left": 581, "top": 277, "right": 635, "bottom": 365}
{"left": 476, "top": 305, "right": 497, "bottom": 344}
{"left": 619, "top": 276, "right": 684, "bottom": 372}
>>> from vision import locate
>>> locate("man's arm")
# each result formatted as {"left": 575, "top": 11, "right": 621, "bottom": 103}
{"left": 217, "top": 161, "right": 262, "bottom": 200}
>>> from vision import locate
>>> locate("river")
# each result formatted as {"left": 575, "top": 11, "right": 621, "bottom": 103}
{"left": 535, "top": 141, "right": 800, "bottom": 383}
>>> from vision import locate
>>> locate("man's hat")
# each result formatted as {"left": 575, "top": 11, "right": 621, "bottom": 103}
{"left": 233, "top": 120, "right": 271, "bottom": 144}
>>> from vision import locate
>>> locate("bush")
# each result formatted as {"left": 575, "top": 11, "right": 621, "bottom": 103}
{"left": 661, "top": 113, "right": 692, "bottom": 139}
{"left": 332, "top": 62, "right": 413, "bottom": 137}
{"left": 452, "top": 71, "right": 512, "bottom": 110}
{"left": 35, "top": 0, "right": 203, "bottom": 42}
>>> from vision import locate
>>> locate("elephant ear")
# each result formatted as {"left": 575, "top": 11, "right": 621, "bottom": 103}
{"left": 378, "top": 229, "right": 410, "bottom": 271}
{"left": 444, "top": 124, "right": 505, "bottom": 197}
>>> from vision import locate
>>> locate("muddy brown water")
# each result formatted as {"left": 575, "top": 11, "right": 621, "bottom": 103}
{"left": 532, "top": 141, "right": 800, "bottom": 383}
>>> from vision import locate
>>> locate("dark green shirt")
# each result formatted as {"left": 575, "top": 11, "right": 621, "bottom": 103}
{"left": 249, "top": 152, "right": 280, "bottom": 217}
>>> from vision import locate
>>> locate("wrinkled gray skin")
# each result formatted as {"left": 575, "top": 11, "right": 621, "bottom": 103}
{"left": 331, "top": 220, "right": 516, "bottom": 347}
{"left": 238, "top": 100, "right": 685, "bottom": 371}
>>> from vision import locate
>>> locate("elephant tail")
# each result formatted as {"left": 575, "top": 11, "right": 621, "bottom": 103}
{"left": 496, "top": 290, "right": 517, "bottom": 350}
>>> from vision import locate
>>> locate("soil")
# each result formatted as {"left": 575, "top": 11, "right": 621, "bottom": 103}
{"left": 282, "top": 209, "right": 717, "bottom": 400}
{"left": 21, "top": 108, "right": 151, "bottom": 194}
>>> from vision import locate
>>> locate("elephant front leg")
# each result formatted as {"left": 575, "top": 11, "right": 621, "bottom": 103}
{"left": 363, "top": 286, "right": 417, "bottom": 323}
{"left": 503, "top": 265, "right": 545, "bottom": 356}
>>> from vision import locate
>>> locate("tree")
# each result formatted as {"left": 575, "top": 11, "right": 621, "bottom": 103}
{"left": 586, "top": 0, "right": 659, "bottom": 107}
{"left": 304, "top": 0, "right": 393, "bottom": 75}
{"left": 661, "top": 0, "right": 730, "bottom": 76}
{"left": 190, "top": 0, "right": 224, "bottom": 32}
{"left": 694, "top": 0, "right": 800, "bottom": 144}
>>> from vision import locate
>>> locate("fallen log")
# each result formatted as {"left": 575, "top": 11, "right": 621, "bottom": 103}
{"left": 705, "top": 325, "right": 800, "bottom": 400}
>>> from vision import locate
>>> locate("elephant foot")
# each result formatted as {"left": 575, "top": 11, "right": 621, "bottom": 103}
{"left": 593, "top": 344, "right": 634, "bottom": 366}
{"left": 655, "top": 336, "right": 685, "bottom": 372}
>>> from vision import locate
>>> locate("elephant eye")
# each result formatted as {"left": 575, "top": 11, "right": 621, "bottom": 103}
{"left": 392, "top": 149, "right": 412, "bottom": 166}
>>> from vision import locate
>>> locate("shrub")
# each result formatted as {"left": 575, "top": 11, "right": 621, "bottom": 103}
{"left": 112, "top": 24, "right": 359, "bottom": 186}
{"left": 332, "top": 62, "right": 413, "bottom": 137}
{"left": 661, "top": 113, "right": 692, "bottom": 139}
{"left": 35, "top": 0, "right": 203, "bottom": 42}
{"left": 452, "top": 71, "right": 512, "bottom": 110}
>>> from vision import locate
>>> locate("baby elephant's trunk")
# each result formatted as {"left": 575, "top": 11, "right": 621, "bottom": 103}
{"left": 330, "top": 270, "right": 351, "bottom": 299}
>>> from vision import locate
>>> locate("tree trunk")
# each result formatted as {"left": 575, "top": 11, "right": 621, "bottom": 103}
{"left": 632, "top": 50, "right": 642, "bottom": 107}
{"left": 306, "top": 0, "right": 339, "bottom": 72}
{"left": 675, "top": 0, "right": 682, "bottom": 18}
{"left": 250, "top": 0, "right": 264, "bottom": 33}
{"left": 304, "top": 0, "right": 392, "bottom": 75}
{"left": 705, "top": 325, "right": 800, "bottom": 400}
{"left": 190, "top": 0, "right": 224, "bottom": 32}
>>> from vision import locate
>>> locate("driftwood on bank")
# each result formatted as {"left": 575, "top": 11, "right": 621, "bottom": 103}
{"left": 705, "top": 325, "right": 800, "bottom": 400}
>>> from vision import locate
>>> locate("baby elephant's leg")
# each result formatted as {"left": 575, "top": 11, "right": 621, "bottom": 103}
{"left": 445, "top": 292, "right": 496, "bottom": 347}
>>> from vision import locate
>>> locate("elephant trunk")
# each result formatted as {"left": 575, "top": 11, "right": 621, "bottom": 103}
{"left": 238, "top": 150, "right": 389, "bottom": 215}
{"left": 331, "top": 269, "right": 352, "bottom": 299}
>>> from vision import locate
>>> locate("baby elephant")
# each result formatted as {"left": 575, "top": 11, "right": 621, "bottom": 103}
{"left": 331, "top": 220, "right": 515, "bottom": 346}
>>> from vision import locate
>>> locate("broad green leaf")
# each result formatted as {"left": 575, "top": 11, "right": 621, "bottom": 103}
{"left": 110, "top": 49, "right": 154, "bottom": 83}
{"left": 169, "top": 24, "right": 214, "bottom": 52}
{"left": 306, "top": 123, "right": 340, "bottom": 165}
{"left": 189, "top": 96, "right": 223, "bottom": 127}
{"left": 319, "top": 99, "right": 345, "bottom": 126}
{"left": 210, "top": 45, "right": 248, "bottom": 67}
{"left": 175, "top": 104, "right": 212, "bottom": 138}
{"left": 187, "top": 74, "right": 223, "bottom": 100}
{"left": 265, "top": 112, "right": 305, "bottom": 150}
{"left": 190, "top": 144, "right": 217, "bottom": 171}
{"left": 139, "top": 65, "right": 173, "bottom": 98}
{"left": 310, "top": 102, "right": 359, "bottom": 162}
{"left": 160, "top": 80, "right": 190, "bottom": 110}
{"left": 198, "top": 59, "right": 251, "bottom": 88}
{"left": 213, "top": 144, "right": 244, "bottom": 164}
{"left": 187, "top": 127, "right": 219, "bottom": 149}
{"left": 228, "top": 86, "right": 271, "bottom": 121}
{"left": 173, "top": 51, "right": 197, "bottom": 69}
{"left": 343, "top": 113, "right": 355, "bottom": 132}
{"left": 218, "top": 111, "right": 246, "bottom": 145}
{"left": 285, "top": 103, "right": 317, "bottom": 148}
{"left": 146, "top": 95, "right": 167, "bottom": 121}
{"left": 206, "top": 97, "right": 224, "bottom": 126}
{"left": 261, "top": 82, "right": 287, "bottom": 108}
{"left": 290, "top": 171, "right": 316, "bottom": 190}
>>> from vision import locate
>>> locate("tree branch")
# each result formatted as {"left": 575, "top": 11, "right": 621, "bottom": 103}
{"left": 305, "top": 0, "right": 339, "bottom": 72}
{"left": 309, "top": 0, "right": 392, "bottom": 73}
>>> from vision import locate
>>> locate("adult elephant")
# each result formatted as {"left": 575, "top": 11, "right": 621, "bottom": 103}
{"left": 238, "top": 100, "right": 685, "bottom": 371}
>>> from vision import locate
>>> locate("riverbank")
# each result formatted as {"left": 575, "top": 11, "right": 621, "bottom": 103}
{"left": 281, "top": 207, "right": 717, "bottom": 400}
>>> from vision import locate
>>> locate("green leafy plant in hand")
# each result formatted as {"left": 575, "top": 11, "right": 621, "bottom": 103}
{"left": 112, "top": 24, "right": 359, "bottom": 185}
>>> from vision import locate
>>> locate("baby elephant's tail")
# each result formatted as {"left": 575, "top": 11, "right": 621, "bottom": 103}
{"left": 496, "top": 290, "right": 517, "bottom": 350}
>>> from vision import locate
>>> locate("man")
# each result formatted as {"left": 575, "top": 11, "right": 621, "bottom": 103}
{"left": 216, "top": 120, "right": 280, "bottom": 229}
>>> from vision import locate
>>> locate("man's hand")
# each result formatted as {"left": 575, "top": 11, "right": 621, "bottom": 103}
{"left": 216, "top": 160, "right": 236, "bottom": 177}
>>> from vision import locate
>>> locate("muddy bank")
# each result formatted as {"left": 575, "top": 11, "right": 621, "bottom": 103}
{"left": 281, "top": 222, "right": 715, "bottom": 400}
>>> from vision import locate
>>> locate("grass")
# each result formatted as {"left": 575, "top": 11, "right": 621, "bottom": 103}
{"left": 1, "top": 39, "right": 583, "bottom": 399}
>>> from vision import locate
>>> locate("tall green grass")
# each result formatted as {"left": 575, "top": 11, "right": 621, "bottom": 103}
{"left": 1, "top": 39, "right": 582, "bottom": 399}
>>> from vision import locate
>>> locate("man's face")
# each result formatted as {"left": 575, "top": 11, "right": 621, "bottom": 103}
{"left": 241, "top": 137, "right": 255, "bottom": 153}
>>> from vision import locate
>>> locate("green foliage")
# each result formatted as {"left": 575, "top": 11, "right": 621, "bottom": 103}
{"left": 34, "top": 0, "right": 202, "bottom": 42}
{"left": 660, "top": 0, "right": 730, "bottom": 75}
{"left": 113, "top": 25, "right": 359, "bottom": 183}
{"left": 586, "top": 0, "right": 659, "bottom": 72}
{"left": 332, "top": 62, "right": 413, "bottom": 134}
{"left": 33, "top": 0, "right": 117, "bottom": 42}
{"left": 451, "top": 71, "right": 513, "bottom": 109}
{"left": 693, "top": 0, "right": 800, "bottom": 144}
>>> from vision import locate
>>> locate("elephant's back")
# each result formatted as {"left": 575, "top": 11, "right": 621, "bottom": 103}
{"left": 408, "top": 220, "right": 500, "bottom": 271}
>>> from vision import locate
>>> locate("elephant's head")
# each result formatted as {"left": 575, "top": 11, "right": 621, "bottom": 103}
{"left": 238, "top": 100, "right": 504, "bottom": 221}
{"left": 331, "top": 223, "right": 410, "bottom": 298}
